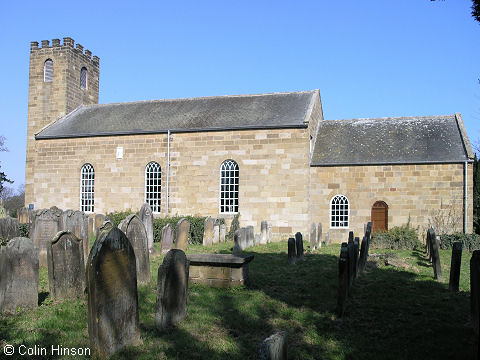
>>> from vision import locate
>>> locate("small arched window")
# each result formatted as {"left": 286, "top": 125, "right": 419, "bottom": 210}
{"left": 80, "top": 163, "right": 94, "bottom": 213}
{"left": 220, "top": 160, "right": 239, "bottom": 213}
{"left": 80, "top": 67, "right": 87, "bottom": 89}
{"left": 330, "top": 195, "right": 349, "bottom": 228}
{"left": 44, "top": 59, "right": 53, "bottom": 82}
{"left": 145, "top": 162, "right": 161, "bottom": 213}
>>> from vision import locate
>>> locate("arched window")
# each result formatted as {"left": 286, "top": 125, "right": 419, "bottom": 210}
{"left": 80, "top": 163, "right": 94, "bottom": 213}
{"left": 220, "top": 160, "right": 239, "bottom": 213}
{"left": 80, "top": 67, "right": 87, "bottom": 89}
{"left": 330, "top": 195, "right": 349, "bottom": 228}
{"left": 145, "top": 162, "right": 161, "bottom": 213}
{"left": 44, "top": 59, "right": 53, "bottom": 82}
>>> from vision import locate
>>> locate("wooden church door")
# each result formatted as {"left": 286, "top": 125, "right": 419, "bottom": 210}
{"left": 371, "top": 201, "right": 388, "bottom": 233}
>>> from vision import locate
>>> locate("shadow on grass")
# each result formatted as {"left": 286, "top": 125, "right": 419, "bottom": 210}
{"left": 411, "top": 247, "right": 432, "bottom": 268}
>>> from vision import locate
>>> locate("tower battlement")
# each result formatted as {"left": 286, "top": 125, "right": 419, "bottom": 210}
{"left": 30, "top": 37, "right": 100, "bottom": 64}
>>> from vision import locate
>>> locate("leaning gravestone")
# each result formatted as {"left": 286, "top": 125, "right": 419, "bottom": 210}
{"left": 62, "top": 210, "right": 89, "bottom": 265}
{"left": 317, "top": 223, "right": 322, "bottom": 249}
{"left": 220, "top": 224, "right": 226, "bottom": 243}
{"left": 0, "top": 217, "right": 19, "bottom": 241}
{"left": 119, "top": 214, "right": 151, "bottom": 284}
{"left": 233, "top": 228, "right": 247, "bottom": 254}
{"left": 347, "top": 242, "right": 354, "bottom": 287}
{"left": 139, "top": 203, "right": 155, "bottom": 254}
{"left": 155, "top": 249, "right": 189, "bottom": 331}
{"left": 202, "top": 217, "right": 214, "bottom": 246}
{"left": 353, "top": 237, "right": 360, "bottom": 279}
{"left": 336, "top": 244, "right": 349, "bottom": 317}
{"left": 213, "top": 219, "right": 221, "bottom": 244}
{"left": 295, "top": 232, "right": 304, "bottom": 260}
{"left": 30, "top": 207, "right": 63, "bottom": 266}
{"left": 246, "top": 226, "right": 254, "bottom": 248}
{"left": 288, "top": 238, "right": 296, "bottom": 265}
{"left": 175, "top": 218, "right": 190, "bottom": 251}
{"left": 0, "top": 237, "right": 38, "bottom": 313}
{"left": 310, "top": 223, "right": 316, "bottom": 251}
{"left": 255, "top": 331, "right": 288, "bottom": 360}
{"left": 160, "top": 223, "right": 175, "bottom": 255}
{"left": 47, "top": 231, "right": 85, "bottom": 301}
{"left": 429, "top": 229, "right": 442, "bottom": 280}
{"left": 358, "top": 236, "right": 368, "bottom": 274}
{"left": 260, "top": 221, "right": 268, "bottom": 245}
{"left": 449, "top": 242, "right": 462, "bottom": 292}
{"left": 87, "top": 227, "right": 140, "bottom": 359}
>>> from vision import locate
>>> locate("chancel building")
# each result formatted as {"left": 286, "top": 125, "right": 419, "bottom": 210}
{"left": 25, "top": 37, "right": 474, "bottom": 242}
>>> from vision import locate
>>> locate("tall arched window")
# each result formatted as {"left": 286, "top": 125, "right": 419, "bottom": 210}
{"left": 330, "top": 195, "right": 349, "bottom": 228}
{"left": 80, "top": 163, "right": 94, "bottom": 213}
{"left": 220, "top": 160, "right": 239, "bottom": 213}
{"left": 80, "top": 67, "right": 87, "bottom": 89}
{"left": 44, "top": 59, "right": 53, "bottom": 82}
{"left": 145, "top": 162, "right": 161, "bottom": 213}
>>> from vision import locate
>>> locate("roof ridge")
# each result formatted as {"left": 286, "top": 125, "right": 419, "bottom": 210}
{"left": 321, "top": 114, "right": 456, "bottom": 122}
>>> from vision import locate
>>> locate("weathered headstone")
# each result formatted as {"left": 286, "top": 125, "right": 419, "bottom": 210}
{"left": 358, "top": 236, "right": 368, "bottom": 274}
{"left": 0, "top": 217, "right": 19, "bottom": 241}
{"left": 220, "top": 223, "right": 226, "bottom": 243}
{"left": 267, "top": 224, "right": 272, "bottom": 244}
{"left": 139, "top": 203, "right": 155, "bottom": 254}
{"left": 449, "top": 242, "right": 463, "bottom": 292}
{"left": 62, "top": 210, "right": 89, "bottom": 265}
{"left": 426, "top": 228, "right": 433, "bottom": 262}
{"left": 255, "top": 233, "right": 261, "bottom": 246}
{"left": 347, "top": 241, "right": 354, "bottom": 287}
{"left": 317, "top": 223, "right": 322, "bottom": 249}
{"left": 213, "top": 219, "right": 220, "bottom": 244}
{"left": 47, "top": 231, "right": 85, "bottom": 301}
{"left": 260, "top": 221, "right": 268, "bottom": 245}
{"left": 255, "top": 331, "right": 288, "bottom": 360}
{"left": 246, "top": 226, "right": 254, "bottom": 248}
{"left": 29, "top": 207, "right": 63, "bottom": 266}
{"left": 288, "top": 238, "right": 296, "bottom": 265}
{"left": 348, "top": 231, "right": 354, "bottom": 244}
{"left": 471, "top": 250, "right": 480, "bottom": 359}
{"left": 155, "top": 249, "right": 189, "bottom": 331}
{"left": 119, "top": 214, "right": 151, "bottom": 284}
{"left": 325, "top": 232, "right": 330, "bottom": 246}
{"left": 94, "top": 214, "right": 106, "bottom": 238}
{"left": 86, "top": 227, "right": 140, "bottom": 358}
{"left": 310, "top": 223, "right": 316, "bottom": 251}
{"left": 233, "top": 228, "right": 247, "bottom": 254}
{"left": 175, "top": 218, "right": 190, "bottom": 251}
{"left": 430, "top": 229, "right": 442, "bottom": 280}
{"left": 202, "top": 217, "right": 214, "bottom": 246}
{"left": 336, "top": 244, "right": 349, "bottom": 317}
{"left": 354, "top": 237, "right": 360, "bottom": 279}
{"left": 295, "top": 232, "right": 304, "bottom": 260}
{"left": 0, "top": 237, "right": 38, "bottom": 313}
{"left": 160, "top": 223, "right": 175, "bottom": 255}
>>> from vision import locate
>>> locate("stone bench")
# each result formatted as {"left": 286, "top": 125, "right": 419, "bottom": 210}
{"left": 186, "top": 253, "right": 254, "bottom": 287}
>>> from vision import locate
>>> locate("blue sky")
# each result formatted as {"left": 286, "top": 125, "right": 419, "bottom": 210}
{"left": 0, "top": 0, "right": 479, "bottom": 190}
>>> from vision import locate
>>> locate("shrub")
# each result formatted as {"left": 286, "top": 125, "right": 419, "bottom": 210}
{"left": 106, "top": 210, "right": 136, "bottom": 227}
{"left": 18, "top": 223, "right": 29, "bottom": 238}
{"left": 153, "top": 215, "right": 207, "bottom": 245}
{"left": 438, "top": 233, "right": 480, "bottom": 251}
{"left": 227, "top": 213, "right": 240, "bottom": 241}
{"left": 371, "top": 224, "right": 421, "bottom": 250}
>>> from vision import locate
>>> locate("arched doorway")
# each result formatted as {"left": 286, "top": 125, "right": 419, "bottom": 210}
{"left": 371, "top": 201, "right": 388, "bottom": 233}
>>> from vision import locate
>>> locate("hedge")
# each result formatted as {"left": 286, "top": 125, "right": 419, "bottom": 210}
{"left": 438, "top": 233, "right": 480, "bottom": 251}
{"left": 153, "top": 216, "right": 225, "bottom": 245}
{"left": 371, "top": 224, "right": 421, "bottom": 250}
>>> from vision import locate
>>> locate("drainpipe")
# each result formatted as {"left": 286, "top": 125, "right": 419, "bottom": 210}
{"left": 166, "top": 130, "right": 171, "bottom": 215}
{"left": 464, "top": 161, "right": 468, "bottom": 234}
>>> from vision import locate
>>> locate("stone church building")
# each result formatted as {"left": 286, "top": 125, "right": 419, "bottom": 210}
{"left": 25, "top": 37, "right": 474, "bottom": 243}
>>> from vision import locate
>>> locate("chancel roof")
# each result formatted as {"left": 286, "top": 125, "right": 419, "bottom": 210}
{"left": 311, "top": 114, "right": 473, "bottom": 166}
{"left": 36, "top": 90, "right": 317, "bottom": 139}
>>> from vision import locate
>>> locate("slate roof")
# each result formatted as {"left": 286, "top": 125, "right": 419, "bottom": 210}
{"left": 311, "top": 114, "right": 472, "bottom": 166}
{"left": 36, "top": 90, "right": 317, "bottom": 139}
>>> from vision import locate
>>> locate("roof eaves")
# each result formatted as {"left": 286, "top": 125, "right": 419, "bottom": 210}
{"left": 35, "top": 105, "right": 84, "bottom": 136}
{"left": 310, "top": 159, "right": 472, "bottom": 167}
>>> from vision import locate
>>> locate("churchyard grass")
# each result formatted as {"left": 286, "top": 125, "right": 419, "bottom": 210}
{"left": 0, "top": 241, "right": 474, "bottom": 359}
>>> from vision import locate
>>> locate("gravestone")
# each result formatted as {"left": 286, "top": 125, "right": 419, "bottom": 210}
{"left": 295, "top": 232, "right": 304, "bottom": 260}
{"left": 86, "top": 227, "right": 140, "bottom": 359}
{"left": 62, "top": 210, "right": 89, "bottom": 265}
{"left": 233, "top": 228, "right": 247, "bottom": 254}
{"left": 347, "top": 242, "right": 354, "bottom": 287}
{"left": 325, "top": 232, "right": 330, "bottom": 246}
{"left": 358, "top": 236, "right": 368, "bottom": 274}
{"left": 310, "top": 223, "right": 316, "bottom": 251}
{"left": 471, "top": 250, "right": 480, "bottom": 359}
{"left": 220, "top": 224, "right": 226, "bottom": 243}
{"left": 288, "top": 238, "right": 296, "bottom": 265}
{"left": 429, "top": 229, "right": 442, "bottom": 280}
{"left": 175, "top": 218, "right": 190, "bottom": 251}
{"left": 119, "top": 214, "right": 151, "bottom": 284}
{"left": 267, "top": 224, "right": 272, "bottom": 244}
{"left": 160, "top": 223, "right": 175, "bottom": 255}
{"left": 353, "top": 237, "right": 360, "bottom": 279}
{"left": 246, "top": 226, "right": 254, "bottom": 248}
{"left": 17, "top": 207, "right": 31, "bottom": 224}
{"left": 212, "top": 219, "right": 220, "bottom": 244}
{"left": 336, "top": 244, "right": 349, "bottom": 317}
{"left": 449, "top": 242, "right": 463, "bottom": 292}
{"left": 260, "top": 221, "right": 268, "bottom": 245}
{"left": 30, "top": 207, "right": 63, "bottom": 266}
{"left": 94, "top": 214, "right": 106, "bottom": 238}
{"left": 317, "top": 223, "right": 322, "bottom": 249}
{"left": 47, "top": 231, "right": 85, "bottom": 301}
{"left": 255, "top": 233, "right": 261, "bottom": 246}
{"left": 255, "top": 331, "right": 288, "bottom": 360}
{"left": 88, "top": 215, "right": 95, "bottom": 239}
{"left": 348, "top": 231, "right": 354, "bottom": 244}
{"left": 365, "top": 222, "right": 372, "bottom": 241}
{"left": 139, "top": 203, "right": 155, "bottom": 254}
{"left": 0, "top": 217, "right": 19, "bottom": 241}
{"left": 0, "top": 237, "right": 38, "bottom": 313}
{"left": 202, "top": 217, "right": 214, "bottom": 246}
{"left": 426, "top": 228, "right": 432, "bottom": 262}
{"left": 97, "top": 219, "right": 114, "bottom": 239}
{"left": 155, "top": 249, "right": 189, "bottom": 331}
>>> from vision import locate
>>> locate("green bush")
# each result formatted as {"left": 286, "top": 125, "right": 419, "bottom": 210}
{"left": 106, "top": 210, "right": 136, "bottom": 227}
{"left": 227, "top": 213, "right": 240, "bottom": 241}
{"left": 153, "top": 216, "right": 208, "bottom": 245}
{"left": 0, "top": 237, "right": 7, "bottom": 247}
{"left": 18, "top": 223, "right": 29, "bottom": 238}
{"left": 371, "top": 224, "right": 421, "bottom": 250}
{"left": 439, "top": 233, "right": 480, "bottom": 251}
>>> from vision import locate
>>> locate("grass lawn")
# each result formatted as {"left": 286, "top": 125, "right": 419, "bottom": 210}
{"left": 0, "top": 240, "right": 474, "bottom": 359}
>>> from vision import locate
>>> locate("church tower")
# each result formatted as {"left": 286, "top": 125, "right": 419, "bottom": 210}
{"left": 25, "top": 37, "right": 100, "bottom": 206}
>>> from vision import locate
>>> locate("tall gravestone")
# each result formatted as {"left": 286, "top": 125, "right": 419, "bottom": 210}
{"left": 353, "top": 237, "right": 360, "bottom": 279}
{"left": 325, "top": 232, "right": 330, "bottom": 246}
{"left": 260, "top": 221, "right": 268, "bottom": 245}
{"left": 62, "top": 210, "right": 89, "bottom": 265}
{"left": 358, "top": 236, "right": 368, "bottom": 274}
{"left": 139, "top": 203, "right": 155, "bottom": 254}
{"left": 30, "top": 207, "right": 63, "bottom": 266}
{"left": 160, "top": 223, "right": 175, "bottom": 254}
{"left": 347, "top": 242, "right": 354, "bottom": 287}
{"left": 87, "top": 227, "right": 140, "bottom": 359}
{"left": 220, "top": 224, "right": 226, "bottom": 243}
{"left": 449, "top": 242, "right": 463, "bottom": 292}
{"left": 295, "top": 232, "right": 304, "bottom": 260}
{"left": 255, "top": 331, "right": 288, "bottom": 360}
{"left": 0, "top": 237, "right": 38, "bottom": 313}
{"left": 471, "top": 250, "right": 480, "bottom": 359}
{"left": 212, "top": 219, "right": 221, "bottom": 244}
{"left": 310, "top": 223, "right": 316, "bottom": 251}
{"left": 233, "top": 228, "right": 247, "bottom": 254}
{"left": 175, "top": 218, "right": 190, "bottom": 251}
{"left": 94, "top": 214, "right": 106, "bottom": 239}
{"left": 119, "top": 214, "right": 151, "bottom": 284}
{"left": 288, "top": 238, "right": 296, "bottom": 265}
{"left": 202, "top": 217, "right": 214, "bottom": 246}
{"left": 336, "top": 244, "right": 349, "bottom": 317}
{"left": 0, "top": 217, "right": 19, "bottom": 241}
{"left": 267, "top": 224, "right": 272, "bottom": 244}
{"left": 317, "top": 223, "right": 322, "bottom": 249}
{"left": 47, "top": 231, "right": 85, "bottom": 301}
{"left": 246, "top": 226, "right": 254, "bottom": 248}
{"left": 429, "top": 229, "right": 442, "bottom": 280}
{"left": 155, "top": 249, "right": 189, "bottom": 331}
